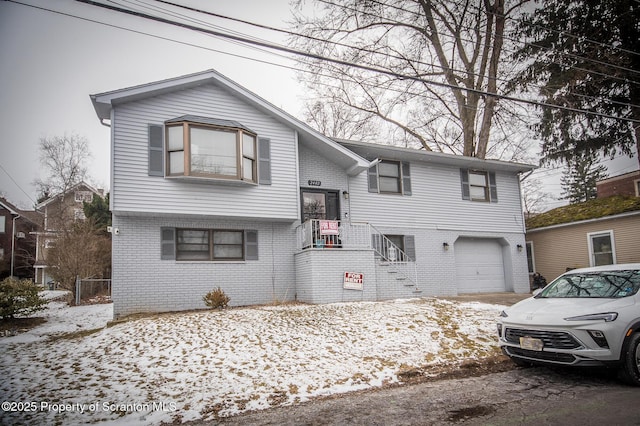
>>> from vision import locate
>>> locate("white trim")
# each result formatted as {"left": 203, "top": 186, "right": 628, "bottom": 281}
{"left": 526, "top": 241, "right": 535, "bottom": 274}
{"left": 635, "top": 179, "right": 640, "bottom": 197}
{"left": 586, "top": 230, "right": 616, "bottom": 267}
{"left": 91, "top": 69, "right": 371, "bottom": 175}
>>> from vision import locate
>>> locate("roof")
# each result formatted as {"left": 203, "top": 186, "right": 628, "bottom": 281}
{"left": 526, "top": 195, "right": 640, "bottom": 231}
{"left": 0, "top": 197, "right": 43, "bottom": 227}
{"left": 36, "top": 181, "right": 103, "bottom": 209}
{"left": 90, "top": 69, "right": 372, "bottom": 176}
{"left": 335, "top": 139, "right": 536, "bottom": 174}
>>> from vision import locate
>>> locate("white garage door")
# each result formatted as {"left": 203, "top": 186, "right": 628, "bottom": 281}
{"left": 455, "top": 238, "right": 506, "bottom": 293}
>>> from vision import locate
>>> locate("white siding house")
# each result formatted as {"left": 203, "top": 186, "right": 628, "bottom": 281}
{"left": 91, "top": 69, "right": 535, "bottom": 318}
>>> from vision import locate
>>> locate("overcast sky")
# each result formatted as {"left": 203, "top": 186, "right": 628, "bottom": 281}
{"left": 0, "top": 0, "right": 637, "bottom": 210}
{"left": 0, "top": 0, "right": 304, "bottom": 208}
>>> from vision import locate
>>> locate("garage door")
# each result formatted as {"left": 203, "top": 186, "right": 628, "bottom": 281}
{"left": 455, "top": 238, "right": 506, "bottom": 293}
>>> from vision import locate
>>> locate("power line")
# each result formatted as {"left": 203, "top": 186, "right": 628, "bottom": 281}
{"left": 67, "top": 0, "right": 640, "bottom": 124}
{"left": 150, "top": 0, "right": 640, "bottom": 107}
{"left": 0, "top": 162, "right": 36, "bottom": 205}
{"left": 337, "top": 0, "right": 640, "bottom": 79}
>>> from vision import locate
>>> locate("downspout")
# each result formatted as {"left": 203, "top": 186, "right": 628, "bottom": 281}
{"left": 11, "top": 214, "right": 20, "bottom": 277}
{"left": 517, "top": 170, "right": 533, "bottom": 235}
{"left": 99, "top": 118, "right": 111, "bottom": 128}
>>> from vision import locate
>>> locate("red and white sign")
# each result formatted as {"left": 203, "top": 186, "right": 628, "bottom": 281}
{"left": 344, "top": 272, "right": 364, "bottom": 290}
{"left": 319, "top": 220, "right": 339, "bottom": 235}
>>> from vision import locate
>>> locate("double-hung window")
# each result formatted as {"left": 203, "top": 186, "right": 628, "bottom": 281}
{"left": 368, "top": 160, "right": 412, "bottom": 195}
{"left": 460, "top": 169, "right": 498, "bottom": 202}
{"left": 176, "top": 229, "right": 244, "bottom": 261}
{"left": 468, "top": 171, "right": 489, "bottom": 201}
{"left": 588, "top": 231, "right": 616, "bottom": 267}
{"left": 161, "top": 228, "right": 259, "bottom": 261}
{"left": 165, "top": 116, "right": 257, "bottom": 183}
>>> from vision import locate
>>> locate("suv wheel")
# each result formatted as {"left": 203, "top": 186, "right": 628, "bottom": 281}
{"left": 620, "top": 333, "right": 640, "bottom": 386}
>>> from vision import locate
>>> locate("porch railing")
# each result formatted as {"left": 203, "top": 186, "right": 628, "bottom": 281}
{"left": 296, "top": 220, "right": 419, "bottom": 289}
{"left": 297, "top": 220, "right": 371, "bottom": 249}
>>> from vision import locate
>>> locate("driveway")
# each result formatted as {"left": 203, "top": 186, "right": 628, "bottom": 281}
{"left": 211, "top": 366, "right": 640, "bottom": 425}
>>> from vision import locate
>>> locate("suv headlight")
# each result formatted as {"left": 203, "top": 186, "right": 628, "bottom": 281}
{"left": 564, "top": 312, "right": 618, "bottom": 322}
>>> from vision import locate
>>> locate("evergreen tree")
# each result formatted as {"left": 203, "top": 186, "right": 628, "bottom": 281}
{"left": 560, "top": 154, "right": 608, "bottom": 204}
{"left": 511, "top": 0, "right": 640, "bottom": 166}
{"left": 83, "top": 193, "right": 111, "bottom": 232}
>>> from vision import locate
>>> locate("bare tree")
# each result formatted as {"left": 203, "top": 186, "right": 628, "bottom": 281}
{"left": 47, "top": 220, "right": 111, "bottom": 303}
{"left": 34, "top": 134, "right": 91, "bottom": 200}
{"left": 290, "top": 0, "right": 530, "bottom": 159}
{"left": 521, "top": 177, "right": 552, "bottom": 217}
{"left": 303, "top": 100, "right": 378, "bottom": 142}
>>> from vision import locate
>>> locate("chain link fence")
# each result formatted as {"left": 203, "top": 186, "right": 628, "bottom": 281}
{"left": 75, "top": 277, "right": 112, "bottom": 305}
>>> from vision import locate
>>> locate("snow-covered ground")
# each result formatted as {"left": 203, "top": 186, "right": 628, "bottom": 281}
{"left": 0, "top": 294, "right": 507, "bottom": 425}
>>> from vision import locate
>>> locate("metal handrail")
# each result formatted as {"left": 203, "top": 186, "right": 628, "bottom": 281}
{"left": 296, "top": 220, "right": 419, "bottom": 288}
{"left": 368, "top": 223, "right": 418, "bottom": 287}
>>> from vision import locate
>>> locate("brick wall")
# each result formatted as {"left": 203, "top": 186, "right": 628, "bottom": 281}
{"left": 294, "top": 249, "right": 378, "bottom": 304}
{"left": 596, "top": 171, "right": 640, "bottom": 198}
{"left": 111, "top": 215, "right": 297, "bottom": 318}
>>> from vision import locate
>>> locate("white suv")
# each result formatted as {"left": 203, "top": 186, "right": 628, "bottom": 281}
{"left": 497, "top": 263, "right": 640, "bottom": 385}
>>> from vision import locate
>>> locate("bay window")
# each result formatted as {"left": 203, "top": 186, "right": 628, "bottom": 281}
{"left": 165, "top": 116, "right": 257, "bottom": 183}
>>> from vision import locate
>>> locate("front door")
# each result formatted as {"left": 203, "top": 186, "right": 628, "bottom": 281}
{"left": 301, "top": 189, "right": 340, "bottom": 222}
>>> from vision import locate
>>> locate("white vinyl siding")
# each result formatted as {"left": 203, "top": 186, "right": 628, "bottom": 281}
{"left": 350, "top": 162, "right": 525, "bottom": 233}
{"left": 111, "top": 83, "right": 299, "bottom": 220}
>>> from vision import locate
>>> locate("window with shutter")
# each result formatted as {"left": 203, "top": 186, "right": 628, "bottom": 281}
{"left": 163, "top": 228, "right": 258, "bottom": 261}
{"left": 164, "top": 116, "right": 257, "bottom": 183}
{"left": 368, "top": 160, "right": 412, "bottom": 195}
{"left": 460, "top": 169, "right": 498, "bottom": 202}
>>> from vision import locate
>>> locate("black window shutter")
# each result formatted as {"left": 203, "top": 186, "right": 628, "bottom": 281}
{"left": 404, "top": 235, "right": 416, "bottom": 261}
{"left": 160, "top": 227, "right": 175, "bottom": 260}
{"left": 258, "top": 138, "right": 271, "bottom": 185}
{"left": 368, "top": 164, "right": 379, "bottom": 193}
{"left": 402, "top": 162, "right": 412, "bottom": 196}
{"left": 489, "top": 172, "right": 498, "bottom": 203}
{"left": 148, "top": 124, "right": 164, "bottom": 176}
{"left": 245, "top": 230, "right": 259, "bottom": 260}
{"left": 460, "top": 169, "right": 470, "bottom": 200}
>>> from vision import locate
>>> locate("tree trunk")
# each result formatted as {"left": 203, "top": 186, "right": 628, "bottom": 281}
{"left": 476, "top": 0, "right": 505, "bottom": 159}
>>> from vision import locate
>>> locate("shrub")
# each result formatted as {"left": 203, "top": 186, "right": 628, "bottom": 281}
{"left": 0, "top": 277, "right": 48, "bottom": 320}
{"left": 203, "top": 287, "right": 230, "bottom": 309}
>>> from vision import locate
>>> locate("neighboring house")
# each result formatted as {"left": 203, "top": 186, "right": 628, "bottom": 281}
{"left": 0, "top": 197, "right": 41, "bottom": 280}
{"left": 90, "top": 69, "right": 535, "bottom": 319}
{"left": 525, "top": 195, "right": 640, "bottom": 284}
{"left": 596, "top": 170, "right": 640, "bottom": 198}
{"left": 33, "top": 182, "right": 104, "bottom": 286}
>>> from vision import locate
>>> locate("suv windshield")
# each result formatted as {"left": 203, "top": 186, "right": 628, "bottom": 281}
{"left": 537, "top": 270, "right": 640, "bottom": 298}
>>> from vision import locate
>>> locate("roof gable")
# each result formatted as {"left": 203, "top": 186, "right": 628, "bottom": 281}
{"left": 36, "top": 181, "right": 103, "bottom": 209}
{"left": 91, "top": 69, "right": 371, "bottom": 176}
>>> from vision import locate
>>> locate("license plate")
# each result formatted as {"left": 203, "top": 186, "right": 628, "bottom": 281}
{"left": 520, "top": 337, "right": 544, "bottom": 351}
